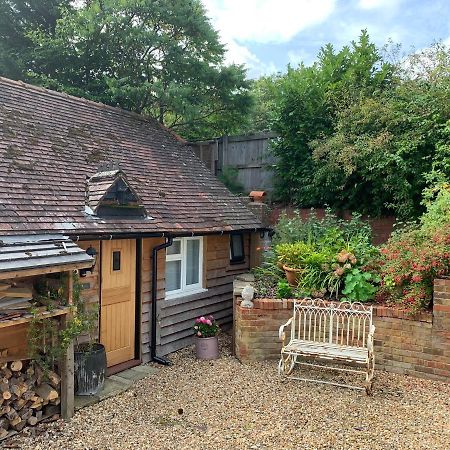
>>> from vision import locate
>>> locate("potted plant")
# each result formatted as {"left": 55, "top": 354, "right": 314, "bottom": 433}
{"left": 193, "top": 315, "right": 220, "bottom": 360}
{"left": 275, "top": 242, "right": 315, "bottom": 286}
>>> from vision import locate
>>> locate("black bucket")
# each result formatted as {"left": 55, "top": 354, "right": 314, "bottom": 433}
{"left": 74, "top": 343, "right": 107, "bottom": 396}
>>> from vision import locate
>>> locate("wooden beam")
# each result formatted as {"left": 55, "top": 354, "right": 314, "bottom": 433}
{"left": 0, "top": 262, "right": 92, "bottom": 281}
{"left": 59, "top": 310, "right": 74, "bottom": 420}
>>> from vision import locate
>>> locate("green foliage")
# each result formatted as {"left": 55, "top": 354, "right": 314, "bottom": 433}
{"left": 193, "top": 315, "right": 219, "bottom": 338}
{"left": 1, "top": 0, "right": 251, "bottom": 140}
{"left": 271, "top": 30, "right": 396, "bottom": 208}
{"left": 275, "top": 242, "right": 316, "bottom": 269}
{"left": 342, "top": 269, "right": 379, "bottom": 302}
{"left": 0, "top": 0, "right": 72, "bottom": 79}
{"left": 218, "top": 166, "right": 245, "bottom": 195}
{"left": 259, "top": 30, "right": 449, "bottom": 220}
{"left": 420, "top": 176, "right": 450, "bottom": 231}
{"left": 252, "top": 255, "right": 284, "bottom": 298}
{"left": 28, "top": 271, "right": 98, "bottom": 371}
{"left": 269, "top": 209, "right": 378, "bottom": 299}
{"left": 276, "top": 279, "right": 292, "bottom": 299}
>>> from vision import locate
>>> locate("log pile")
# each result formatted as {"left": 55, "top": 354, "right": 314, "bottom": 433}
{"left": 0, "top": 360, "right": 60, "bottom": 440}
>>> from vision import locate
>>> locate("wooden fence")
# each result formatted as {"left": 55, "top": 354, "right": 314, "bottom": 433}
{"left": 189, "top": 132, "right": 277, "bottom": 194}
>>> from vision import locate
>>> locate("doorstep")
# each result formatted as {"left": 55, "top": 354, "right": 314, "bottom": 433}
{"left": 74, "top": 364, "right": 158, "bottom": 411}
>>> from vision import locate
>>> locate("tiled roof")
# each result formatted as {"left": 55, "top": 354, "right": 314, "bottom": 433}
{"left": 0, "top": 77, "right": 262, "bottom": 236}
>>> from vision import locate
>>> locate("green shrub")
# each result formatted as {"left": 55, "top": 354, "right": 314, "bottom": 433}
{"left": 218, "top": 166, "right": 245, "bottom": 195}
{"left": 342, "top": 268, "right": 379, "bottom": 302}
{"left": 275, "top": 242, "right": 316, "bottom": 269}
{"left": 276, "top": 280, "right": 292, "bottom": 299}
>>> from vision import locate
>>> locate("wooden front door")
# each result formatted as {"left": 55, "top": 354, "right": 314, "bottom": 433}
{"left": 101, "top": 239, "right": 136, "bottom": 367}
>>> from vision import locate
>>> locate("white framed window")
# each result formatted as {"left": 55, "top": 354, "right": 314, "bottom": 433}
{"left": 165, "top": 237, "right": 205, "bottom": 299}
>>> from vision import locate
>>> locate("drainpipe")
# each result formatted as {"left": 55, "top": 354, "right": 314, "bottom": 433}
{"left": 150, "top": 235, "right": 173, "bottom": 365}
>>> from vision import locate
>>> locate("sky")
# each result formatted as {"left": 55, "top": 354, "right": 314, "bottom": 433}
{"left": 202, "top": 0, "right": 450, "bottom": 78}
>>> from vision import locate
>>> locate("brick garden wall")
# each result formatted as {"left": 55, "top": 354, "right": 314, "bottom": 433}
{"left": 234, "top": 279, "right": 450, "bottom": 383}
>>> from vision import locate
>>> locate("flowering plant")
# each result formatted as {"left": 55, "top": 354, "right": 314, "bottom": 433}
{"left": 377, "top": 225, "right": 450, "bottom": 312}
{"left": 193, "top": 315, "right": 220, "bottom": 338}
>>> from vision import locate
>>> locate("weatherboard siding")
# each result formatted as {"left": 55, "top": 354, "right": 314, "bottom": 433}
{"left": 141, "top": 234, "right": 251, "bottom": 361}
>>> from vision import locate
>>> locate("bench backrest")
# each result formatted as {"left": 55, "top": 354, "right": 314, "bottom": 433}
{"left": 291, "top": 298, "right": 373, "bottom": 348}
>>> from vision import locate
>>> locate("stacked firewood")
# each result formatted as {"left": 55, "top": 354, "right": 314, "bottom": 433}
{"left": 0, "top": 360, "right": 60, "bottom": 440}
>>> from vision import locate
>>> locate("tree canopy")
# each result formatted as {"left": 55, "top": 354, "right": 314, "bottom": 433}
{"left": 253, "top": 31, "right": 450, "bottom": 219}
{"left": 0, "top": 0, "right": 252, "bottom": 139}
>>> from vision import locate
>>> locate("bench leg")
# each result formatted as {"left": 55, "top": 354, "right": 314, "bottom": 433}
{"left": 278, "top": 354, "right": 296, "bottom": 377}
{"left": 365, "top": 352, "right": 375, "bottom": 396}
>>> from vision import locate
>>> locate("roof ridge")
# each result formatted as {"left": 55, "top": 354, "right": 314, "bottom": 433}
{"left": 0, "top": 76, "right": 187, "bottom": 143}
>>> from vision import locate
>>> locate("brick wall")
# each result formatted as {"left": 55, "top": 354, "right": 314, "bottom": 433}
{"left": 235, "top": 281, "right": 450, "bottom": 382}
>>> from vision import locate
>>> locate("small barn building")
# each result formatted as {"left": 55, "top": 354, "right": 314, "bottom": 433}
{"left": 0, "top": 77, "right": 264, "bottom": 411}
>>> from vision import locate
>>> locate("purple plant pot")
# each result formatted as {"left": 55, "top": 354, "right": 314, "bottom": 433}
{"left": 195, "top": 336, "right": 219, "bottom": 360}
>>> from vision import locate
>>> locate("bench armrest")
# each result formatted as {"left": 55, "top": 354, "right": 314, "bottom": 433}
{"left": 279, "top": 317, "right": 293, "bottom": 346}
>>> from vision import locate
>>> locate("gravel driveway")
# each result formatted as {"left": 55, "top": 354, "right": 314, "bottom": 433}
{"left": 7, "top": 335, "right": 450, "bottom": 450}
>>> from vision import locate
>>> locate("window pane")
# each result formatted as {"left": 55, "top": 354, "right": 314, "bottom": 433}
{"left": 167, "top": 240, "right": 181, "bottom": 255}
{"left": 166, "top": 260, "right": 181, "bottom": 291}
{"left": 112, "top": 251, "right": 121, "bottom": 271}
{"left": 186, "top": 239, "right": 200, "bottom": 286}
{"left": 231, "top": 234, "right": 244, "bottom": 262}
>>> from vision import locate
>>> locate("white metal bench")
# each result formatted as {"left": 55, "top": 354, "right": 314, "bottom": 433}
{"left": 278, "top": 299, "right": 375, "bottom": 394}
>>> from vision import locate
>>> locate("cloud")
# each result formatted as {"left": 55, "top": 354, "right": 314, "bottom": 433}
{"left": 203, "top": 0, "right": 335, "bottom": 76}
{"left": 357, "top": 0, "right": 401, "bottom": 9}
{"left": 204, "top": 0, "right": 336, "bottom": 44}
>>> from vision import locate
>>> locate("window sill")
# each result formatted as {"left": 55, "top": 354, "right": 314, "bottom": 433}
{"left": 165, "top": 287, "right": 208, "bottom": 301}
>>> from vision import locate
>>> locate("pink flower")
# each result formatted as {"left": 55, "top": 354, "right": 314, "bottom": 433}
{"left": 206, "top": 319, "right": 212, "bottom": 326}
{"left": 200, "top": 316, "right": 206, "bottom": 323}
{"left": 195, "top": 318, "right": 200, "bottom": 324}
{"left": 197, "top": 331, "right": 202, "bottom": 337}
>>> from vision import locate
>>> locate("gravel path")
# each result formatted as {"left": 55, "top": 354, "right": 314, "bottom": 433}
{"left": 7, "top": 335, "right": 450, "bottom": 450}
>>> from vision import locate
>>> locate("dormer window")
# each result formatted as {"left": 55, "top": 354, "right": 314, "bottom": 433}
{"left": 86, "top": 169, "right": 147, "bottom": 218}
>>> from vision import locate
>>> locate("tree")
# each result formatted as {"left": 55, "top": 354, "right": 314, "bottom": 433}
{"left": 0, "top": 0, "right": 72, "bottom": 79}
{"left": 2, "top": 0, "right": 251, "bottom": 139}
{"left": 311, "top": 42, "right": 450, "bottom": 218}
{"left": 270, "top": 31, "right": 397, "bottom": 209}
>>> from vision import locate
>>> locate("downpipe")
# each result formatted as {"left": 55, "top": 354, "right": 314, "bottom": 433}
{"left": 150, "top": 235, "right": 173, "bottom": 365}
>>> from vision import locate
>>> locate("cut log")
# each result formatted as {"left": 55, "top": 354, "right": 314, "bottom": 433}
{"left": 12, "top": 398, "right": 26, "bottom": 411}
{"left": 27, "top": 416, "right": 38, "bottom": 426}
{"left": 35, "top": 383, "right": 58, "bottom": 402}
{"left": 0, "top": 418, "right": 8, "bottom": 429}
{"left": 9, "top": 361, "right": 23, "bottom": 372}
{"left": 0, "top": 405, "right": 10, "bottom": 415}
{"left": 0, "top": 428, "right": 8, "bottom": 440}
{"left": 22, "top": 390, "right": 35, "bottom": 401}
{"left": 12, "top": 419, "right": 27, "bottom": 432}
{"left": 47, "top": 370, "right": 61, "bottom": 389}
{"left": 20, "top": 408, "right": 32, "bottom": 421}
{"left": 9, "top": 416, "right": 22, "bottom": 428}
{"left": 1, "top": 368, "right": 12, "bottom": 379}
{"left": 5, "top": 409, "right": 19, "bottom": 421}
{"left": 2, "top": 391, "right": 11, "bottom": 401}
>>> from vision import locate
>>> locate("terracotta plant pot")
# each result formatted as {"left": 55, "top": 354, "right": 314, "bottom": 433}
{"left": 283, "top": 264, "right": 303, "bottom": 287}
{"left": 195, "top": 336, "right": 219, "bottom": 360}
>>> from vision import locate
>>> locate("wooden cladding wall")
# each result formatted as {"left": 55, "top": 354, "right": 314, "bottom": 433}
{"left": 78, "top": 235, "right": 254, "bottom": 364}
{"left": 141, "top": 238, "right": 166, "bottom": 362}
{"left": 141, "top": 234, "right": 252, "bottom": 361}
